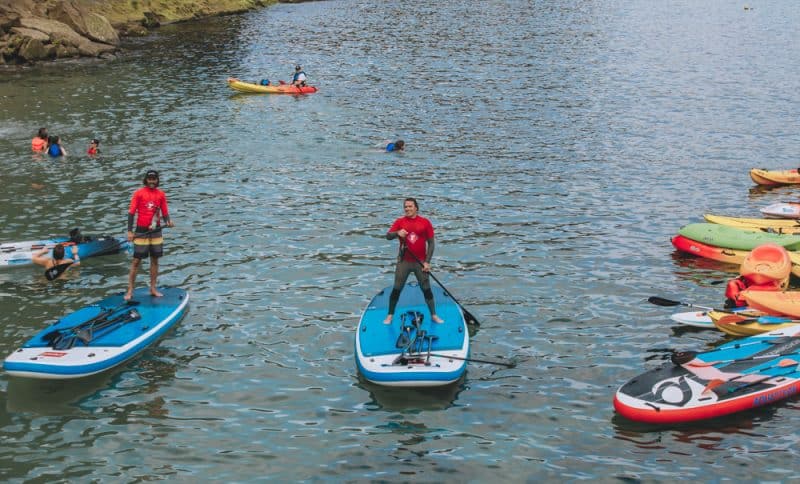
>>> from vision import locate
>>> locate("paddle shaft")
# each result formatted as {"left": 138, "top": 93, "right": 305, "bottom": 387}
{"left": 400, "top": 245, "right": 481, "bottom": 326}
{"left": 420, "top": 353, "right": 515, "bottom": 368}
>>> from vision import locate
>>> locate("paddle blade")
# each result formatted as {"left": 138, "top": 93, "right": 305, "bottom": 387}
{"left": 717, "top": 314, "right": 753, "bottom": 326}
{"left": 757, "top": 316, "right": 797, "bottom": 324}
{"left": 702, "top": 378, "right": 726, "bottom": 394}
{"left": 648, "top": 296, "right": 681, "bottom": 307}
{"left": 463, "top": 308, "right": 480, "bottom": 326}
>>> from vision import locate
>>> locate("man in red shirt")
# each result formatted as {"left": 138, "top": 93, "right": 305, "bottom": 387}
{"left": 124, "top": 170, "right": 174, "bottom": 301}
{"left": 383, "top": 197, "right": 444, "bottom": 325}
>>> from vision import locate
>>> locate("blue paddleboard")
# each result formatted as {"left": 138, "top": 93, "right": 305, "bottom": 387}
{"left": 356, "top": 282, "right": 469, "bottom": 387}
{"left": 0, "top": 234, "right": 129, "bottom": 268}
{"left": 4, "top": 287, "right": 189, "bottom": 379}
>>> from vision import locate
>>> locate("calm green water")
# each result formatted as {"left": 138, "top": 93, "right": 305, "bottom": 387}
{"left": 2, "top": 0, "right": 800, "bottom": 480}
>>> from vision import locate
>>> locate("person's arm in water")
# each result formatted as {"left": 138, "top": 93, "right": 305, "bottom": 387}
{"left": 31, "top": 247, "right": 51, "bottom": 267}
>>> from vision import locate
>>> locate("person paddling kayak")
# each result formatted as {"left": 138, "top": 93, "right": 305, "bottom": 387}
{"left": 383, "top": 197, "right": 444, "bottom": 325}
{"left": 291, "top": 65, "right": 307, "bottom": 87}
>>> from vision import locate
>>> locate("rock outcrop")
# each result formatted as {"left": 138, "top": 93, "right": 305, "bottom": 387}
{"left": 0, "top": 0, "right": 275, "bottom": 65}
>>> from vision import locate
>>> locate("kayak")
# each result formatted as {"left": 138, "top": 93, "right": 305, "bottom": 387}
{"left": 671, "top": 234, "right": 747, "bottom": 265}
{"left": 614, "top": 324, "right": 800, "bottom": 424}
{"left": 743, "top": 291, "right": 800, "bottom": 319}
{"left": 677, "top": 223, "right": 800, "bottom": 251}
{"left": 3, "top": 287, "right": 189, "bottom": 379}
{"left": 0, "top": 234, "right": 129, "bottom": 269}
{"left": 750, "top": 168, "right": 800, "bottom": 186}
{"left": 704, "top": 214, "right": 800, "bottom": 234}
{"left": 761, "top": 203, "right": 800, "bottom": 219}
{"left": 712, "top": 312, "right": 799, "bottom": 337}
{"left": 227, "top": 77, "right": 318, "bottom": 94}
{"left": 672, "top": 235, "right": 800, "bottom": 278}
{"left": 355, "top": 282, "right": 469, "bottom": 387}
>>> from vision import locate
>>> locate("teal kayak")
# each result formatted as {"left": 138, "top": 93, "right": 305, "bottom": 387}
{"left": 677, "top": 223, "right": 800, "bottom": 251}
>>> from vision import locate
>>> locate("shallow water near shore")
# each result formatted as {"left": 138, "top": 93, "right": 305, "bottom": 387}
{"left": 2, "top": 0, "right": 800, "bottom": 480}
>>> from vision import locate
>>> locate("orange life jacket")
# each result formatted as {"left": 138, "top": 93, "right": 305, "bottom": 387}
{"left": 31, "top": 137, "right": 46, "bottom": 152}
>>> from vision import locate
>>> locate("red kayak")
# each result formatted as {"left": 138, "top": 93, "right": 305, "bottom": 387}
{"left": 671, "top": 235, "right": 745, "bottom": 265}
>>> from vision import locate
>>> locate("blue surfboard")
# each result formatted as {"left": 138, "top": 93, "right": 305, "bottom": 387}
{"left": 4, "top": 287, "right": 189, "bottom": 379}
{"left": 356, "top": 282, "right": 469, "bottom": 387}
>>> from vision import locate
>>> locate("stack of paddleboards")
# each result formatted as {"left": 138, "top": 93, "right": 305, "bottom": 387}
{"left": 355, "top": 282, "right": 469, "bottom": 387}
{"left": 0, "top": 233, "right": 129, "bottom": 269}
{"left": 3, "top": 287, "right": 188, "bottom": 379}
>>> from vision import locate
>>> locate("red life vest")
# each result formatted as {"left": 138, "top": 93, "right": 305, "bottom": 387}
{"left": 725, "top": 276, "right": 783, "bottom": 308}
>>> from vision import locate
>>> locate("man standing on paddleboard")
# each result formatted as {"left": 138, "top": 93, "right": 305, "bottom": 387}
{"left": 124, "top": 170, "right": 174, "bottom": 301}
{"left": 384, "top": 197, "right": 444, "bottom": 325}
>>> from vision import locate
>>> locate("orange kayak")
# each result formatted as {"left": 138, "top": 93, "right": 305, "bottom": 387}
{"left": 227, "top": 77, "right": 318, "bottom": 94}
{"left": 743, "top": 291, "right": 800, "bottom": 318}
{"left": 750, "top": 168, "right": 800, "bottom": 186}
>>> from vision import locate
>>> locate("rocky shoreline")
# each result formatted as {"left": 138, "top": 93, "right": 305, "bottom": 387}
{"left": 0, "top": 0, "right": 287, "bottom": 65}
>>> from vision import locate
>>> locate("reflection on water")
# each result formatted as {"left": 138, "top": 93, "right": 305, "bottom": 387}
{"left": 360, "top": 378, "right": 463, "bottom": 412}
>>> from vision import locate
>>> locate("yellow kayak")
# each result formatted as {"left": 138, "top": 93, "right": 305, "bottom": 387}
{"left": 227, "top": 77, "right": 318, "bottom": 94}
{"left": 750, "top": 168, "right": 800, "bottom": 186}
{"left": 704, "top": 214, "right": 800, "bottom": 234}
{"left": 744, "top": 290, "right": 800, "bottom": 318}
{"left": 711, "top": 311, "right": 799, "bottom": 336}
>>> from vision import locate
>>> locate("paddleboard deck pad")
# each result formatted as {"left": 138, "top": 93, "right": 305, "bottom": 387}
{"left": 356, "top": 282, "right": 469, "bottom": 387}
{"left": 614, "top": 324, "right": 800, "bottom": 424}
{"left": 0, "top": 234, "right": 129, "bottom": 269}
{"left": 4, "top": 287, "right": 188, "bottom": 379}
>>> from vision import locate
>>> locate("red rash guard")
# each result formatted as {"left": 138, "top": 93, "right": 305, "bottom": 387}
{"left": 389, "top": 215, "right": 434, "bottom": 263}
{"left": 128, "top": 187, "right": 169, "bottom": 229}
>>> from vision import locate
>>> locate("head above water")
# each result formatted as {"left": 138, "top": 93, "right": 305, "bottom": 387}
{"left": 395, "top": 140, "right": 405, "bottom": 150}
{"left": 37, "top": 127, "right": 48, "bottom": 139}
{"left": 295, "top": 65, "right": 302, "bottom": 71}
{"left": 143, "top": 169, "right": 159, "bottom": 187}
{"left": 90, "top": 139, "right": 99, "bottom": 145}
{"left": 53, "top": 243, "right": 65, "bottom": 260}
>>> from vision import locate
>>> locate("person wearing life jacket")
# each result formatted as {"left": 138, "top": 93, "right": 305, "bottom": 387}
{"left": 32, "top": 243, "right": 80, "bottom": 281}
{"left": 47, "top": 136, "right": 66, "bottom": 157}
{"left": 31, "top": 127, "right": 48, "bottom": 152}
{"left": 386, "top": 140, "right": 405, "bottom": 152}
{"left": 87, "top": 138, "right": 100, "bottom": 156}
{"left": 291, "top": 65, "right": 307, "bottom": 87}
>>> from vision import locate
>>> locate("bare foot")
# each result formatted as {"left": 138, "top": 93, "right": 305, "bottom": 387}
{"left": 123, "top": 291, "right": 133, "bottom": 301}
{"left": 383, "top": 314, "right": 393, "bottom": 325}
{"left": 432, "top": 315, "right": 444, "bottom": 324}
{"left": 150, "top": 288, "right": 163, "bottom": 297}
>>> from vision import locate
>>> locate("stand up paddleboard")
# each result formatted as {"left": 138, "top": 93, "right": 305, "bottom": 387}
{"left": 356, "top": 282, "right": 469, "bottom": 387}
{"left": 4, "top": 287, "right": 189, "bottom": 379}
{"left": 0, "top": 234, "right": 129, "bottom": 269}
{"left": 614, "top": 324, "right": 800, "bottom": 424}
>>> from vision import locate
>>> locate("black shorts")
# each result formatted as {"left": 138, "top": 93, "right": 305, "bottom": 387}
{"left": 132, "top": 226, "right": 164, "bottom": 259}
